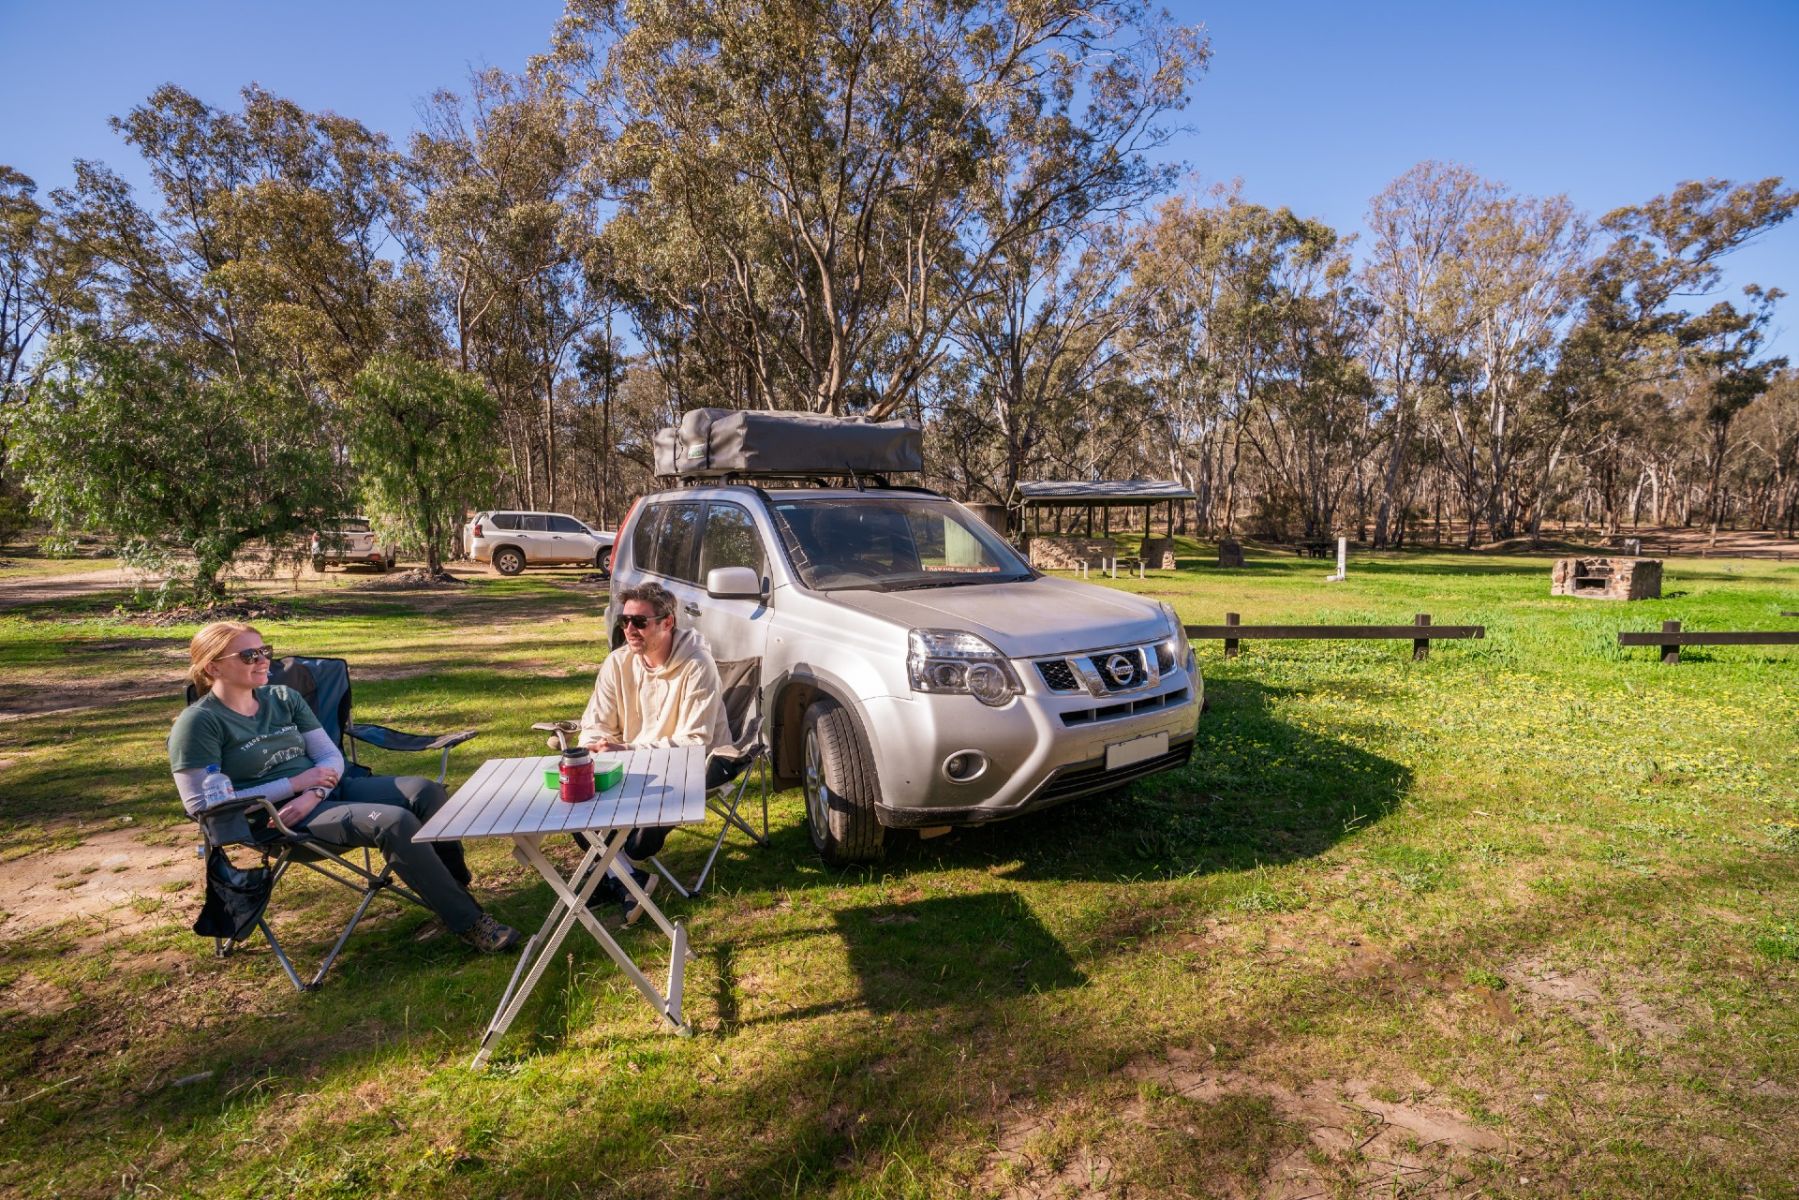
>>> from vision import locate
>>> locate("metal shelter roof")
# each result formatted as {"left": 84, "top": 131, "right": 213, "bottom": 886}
{"left": 1010, "top": 479, "right": 1196, "bottom": 506}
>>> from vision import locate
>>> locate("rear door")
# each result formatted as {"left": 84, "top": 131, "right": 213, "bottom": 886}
{"left": 634, "top": 499, "right": 706, "bottom": 634}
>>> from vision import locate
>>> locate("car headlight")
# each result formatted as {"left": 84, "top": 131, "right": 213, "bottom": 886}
{"left": 1157, "top": 601, "right": 1194, "bottom": 674}
{"left": 907, "top": 629, "right": 1022, "bottom": 706}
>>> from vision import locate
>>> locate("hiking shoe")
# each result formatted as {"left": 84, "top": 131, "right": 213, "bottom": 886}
{"left": 621, "top": 869, "right": 659, "bottom": 927}
{"left": 459, "top": 912, "right": 521, "bottom": 953}
{"left": 585, "top": 872, "right": 626, "bottom": 910}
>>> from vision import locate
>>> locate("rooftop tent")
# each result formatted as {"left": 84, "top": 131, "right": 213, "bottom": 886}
{"left": 653, "top": 408, "right": 923, "bottom": 478}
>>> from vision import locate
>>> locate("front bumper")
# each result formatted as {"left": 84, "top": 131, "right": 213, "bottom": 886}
{"left": 862, "top": 665, "right": 1202, "bottom": 828}
{"left": 875, "top": 734, "right": 1195, "bottom": 827}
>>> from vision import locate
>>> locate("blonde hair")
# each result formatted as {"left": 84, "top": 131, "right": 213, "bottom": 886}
{"left": 187, "top": 621, "right": 259, "bottom": 693}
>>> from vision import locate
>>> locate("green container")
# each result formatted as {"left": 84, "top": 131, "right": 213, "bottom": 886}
{"left": 545, "top": 761, "right": 626, "bottom": 791}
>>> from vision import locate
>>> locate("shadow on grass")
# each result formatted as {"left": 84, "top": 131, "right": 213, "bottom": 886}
{"left": 836, "top": 892, "right": 1084, "bottom": 1012}
{"left": 855, "top": 676, "right": 1411, "bottom": 885}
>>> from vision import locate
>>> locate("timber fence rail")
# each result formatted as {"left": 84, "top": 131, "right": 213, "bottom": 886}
{"left": 1617, "top": 620, "right": 1799, "bottom": 664}
{"left": 1184, "top": 613, "right": 1485, "bottom": 661}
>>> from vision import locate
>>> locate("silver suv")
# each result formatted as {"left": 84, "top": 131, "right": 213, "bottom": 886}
{"left": 610, "top": 484, "right": 1201, "bottom": 864}
{"left": 465, "top": 510, "right": 616, "bottom": 576}
{"left": 310, "top": 516, "right": 396, "bottom": 573}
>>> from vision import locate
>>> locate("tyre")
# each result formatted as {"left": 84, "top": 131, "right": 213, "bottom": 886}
{"left": 311, "top": 555, "right": 327, "bottom": 573}
{"left": 803, "top": 697, "right": 885, "bottom": 865}
{"left": 593, "top": 549, "right": 611, "bottom": 577}
{"left": 493, "top": 547, "right": 526, "bottom": 576}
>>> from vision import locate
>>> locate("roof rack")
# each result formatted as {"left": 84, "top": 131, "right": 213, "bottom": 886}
{"left": 666, "top": 470, "right": 914, "bottom": 491}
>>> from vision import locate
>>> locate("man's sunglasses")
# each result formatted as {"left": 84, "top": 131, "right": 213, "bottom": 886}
{"left": 226, "top": 646, "right": 275, "bottom": 664}
{"left": 618, "top": 614, "right": 667, "bottom": 630}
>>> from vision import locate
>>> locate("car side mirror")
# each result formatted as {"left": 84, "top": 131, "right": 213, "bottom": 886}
{"left": 706, "top": 566, "right": 764, "bottom": 600}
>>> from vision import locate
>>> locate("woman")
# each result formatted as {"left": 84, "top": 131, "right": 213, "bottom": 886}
{"left": 169, "top": 621, "right": 519, "bottom": 954}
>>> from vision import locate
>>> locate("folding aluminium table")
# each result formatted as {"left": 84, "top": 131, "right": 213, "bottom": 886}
{"left": 414, "top": 747, "right": 707, "bottom": 1068}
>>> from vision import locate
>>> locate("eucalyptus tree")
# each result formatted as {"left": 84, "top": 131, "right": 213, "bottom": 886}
{"left": 947, "top": 218, "right": 1147, "bottom": 505}
{"left": 1424, "top": 187, "right": 1590, "bottom": 544}
{"left": 412, "top": 70, "right": 610, "bottom": 510}
{"left": 1360, "top": 162, "right": 1492, "bottom": 546}
{"left": 56, "top": 85, "right": 404, "bottom": 392}
{"left": 547, "top": 0, "right": 1201, "bottom": 416}
{"left": 1739, "top": 369, "right": 1799, "bottom": 535}
{"left": 1, "top": 168, "right": 63, "bottom": 409}
{"left": 1125, "top": 194, "right": 1337, "bottom": 535}
{"left": 1240, "top": 237, "right": 1379, "bottom": 540}
{"left": 1557, "top": 177, "right": 1796, "bottom": 538}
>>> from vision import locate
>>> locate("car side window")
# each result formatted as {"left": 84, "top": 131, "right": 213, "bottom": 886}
{"left": 491, "top": 513, "right": 519, "bottom": 530}
{"left": 518, "top": 514, "right": 549, "bottom": 533}
{"left": 698, "top": 502, "right": 765, "bottom": 580}
{"left": 548, "top": 515, "right": 585, "bottom": 534}
{"left": 654, "top": 503, "right": 704, "bottom": 582}
{"left": 631, "top": 504, "right": 664, "bottom": 569}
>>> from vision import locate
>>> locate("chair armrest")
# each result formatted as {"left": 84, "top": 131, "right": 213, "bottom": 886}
{"left": 707, "top": 715, "right": 765, "bottom": 764}
{"left": 348, "top": 724, "right": 479, "bottom": 754}
{"left": 191, "top": 795, "right": 300, "bottom": 844}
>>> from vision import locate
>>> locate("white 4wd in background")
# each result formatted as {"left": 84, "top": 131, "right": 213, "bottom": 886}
{"left": 610, "top": 483, "right": 1202, "bottom": 864}
{"left": 465, "top": 510, "right": 616, "bottom": 575}
{"left": 310, "top": 517, "right": 396, "bottom": 573}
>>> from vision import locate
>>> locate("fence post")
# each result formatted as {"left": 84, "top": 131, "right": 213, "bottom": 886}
{"left": 1224, "top": 611, "right": 1240, "bottom": 659}
{"left": 1661, "top": 619, "right": 1681, "bottom": 665}
{"left": 1413, "top": 612, "right": 1431, "bottom": 661}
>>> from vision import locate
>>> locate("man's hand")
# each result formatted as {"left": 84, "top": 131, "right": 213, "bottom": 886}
{"left": 583, "top": 738, "right": 630, "bottom": 753}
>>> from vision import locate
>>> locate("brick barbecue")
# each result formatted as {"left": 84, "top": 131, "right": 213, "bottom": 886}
{"left": 1551, "top": 556, "right": 1662, "bottom": 601}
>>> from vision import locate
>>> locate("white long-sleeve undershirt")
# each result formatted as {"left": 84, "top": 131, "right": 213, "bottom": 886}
{"left": 173, "top": 727, "right": 345, "bottom": 815}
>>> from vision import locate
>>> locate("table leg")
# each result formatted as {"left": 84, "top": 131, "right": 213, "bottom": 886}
{"left": 517, "top": 836, "right": 690, "bottom": 1037}
{"left": 473, "top": 833, "right": 621, "bottom": 1069}
{"left": 612, "top": 855, "right": 690, "bottom": 954}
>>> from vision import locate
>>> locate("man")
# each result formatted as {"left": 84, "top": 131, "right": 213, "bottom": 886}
{"left": 575, "top": 581, "right": 729, "bottom": 923}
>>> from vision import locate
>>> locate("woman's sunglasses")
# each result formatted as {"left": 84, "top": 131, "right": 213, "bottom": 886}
{"left": 618, "top": 614, "right": 666, "bottom": 630}
{"left": 226, "top": 646, "right": 276, "bottom": 664}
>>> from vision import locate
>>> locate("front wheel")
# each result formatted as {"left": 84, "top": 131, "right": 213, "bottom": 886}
{"left": 493, "top": 547, "right": 525, "bottom": 576}
{"left": 803, "top": 697, "right": 885, "bottom": 866}
{"left": 593, "top": 549, "right": 611, "bottom": 577}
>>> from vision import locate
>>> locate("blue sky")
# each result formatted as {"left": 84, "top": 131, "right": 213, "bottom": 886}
{"left": 3, "top": 0, "right": 1796, "bottom": 356}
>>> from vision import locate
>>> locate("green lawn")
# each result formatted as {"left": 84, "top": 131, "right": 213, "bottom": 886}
{"left": 2, "top": 546, "right": 1796, "bottom": 1198}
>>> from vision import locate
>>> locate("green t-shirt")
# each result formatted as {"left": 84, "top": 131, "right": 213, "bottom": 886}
{"left": 168, "top": 685, "right": 322, "bottom": 789}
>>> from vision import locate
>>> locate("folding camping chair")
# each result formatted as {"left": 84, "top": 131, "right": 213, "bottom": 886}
{"left": 183, "top": 656, "right": 479, "bottom": 991}
{"left": 649, "top": 657, "right": 770, "bottom": 897}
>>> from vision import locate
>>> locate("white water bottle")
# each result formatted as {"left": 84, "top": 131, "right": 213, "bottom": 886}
{"left": 198, "top": 765, "right": 234, "bottom": 814}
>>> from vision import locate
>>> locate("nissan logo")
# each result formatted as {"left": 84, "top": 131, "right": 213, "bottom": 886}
{"left": 1104, "top": 653, "right": 1136, "bottom": 685}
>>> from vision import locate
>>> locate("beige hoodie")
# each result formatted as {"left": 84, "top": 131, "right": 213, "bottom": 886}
{"left": 579, "top": 627, "right": 729, "bottom": 752}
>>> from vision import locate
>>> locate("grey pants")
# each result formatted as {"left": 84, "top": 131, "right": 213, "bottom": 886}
{"left": 298, "top": 775, "right": 482, "bottom": 934}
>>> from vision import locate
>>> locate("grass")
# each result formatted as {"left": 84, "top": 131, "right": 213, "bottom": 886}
{"left": 1, "top": 542, "right": 1796, "bottom": 1198}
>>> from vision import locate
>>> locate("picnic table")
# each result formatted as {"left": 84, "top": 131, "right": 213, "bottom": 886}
{"left": 415, "top": 747, "right": 707, "bottom": 1068}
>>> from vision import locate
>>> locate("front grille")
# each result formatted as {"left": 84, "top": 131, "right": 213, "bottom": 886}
{"left": 1030, "top": 740, "right": 1195, "bottom": 807}
{"left": 1036, "top": 661, "right": 1080, "bottom": 692}
{"left": 1088, "top": 648, "right": 1147, "bottom": 691}
{"left": 1061, "top": 686, "right": 1190, "bottom": 727}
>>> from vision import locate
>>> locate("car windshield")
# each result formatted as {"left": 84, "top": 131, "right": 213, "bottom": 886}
{"left": 770, "top": 496, "right": 1031, "bottom": 591}
{"left": 326, "top": 518, "right": 371, "bottom": 533}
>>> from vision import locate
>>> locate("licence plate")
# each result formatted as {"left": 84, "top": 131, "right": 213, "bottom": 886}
{"left": 1105, "top": 732, "right": 1169, "bottom": 772}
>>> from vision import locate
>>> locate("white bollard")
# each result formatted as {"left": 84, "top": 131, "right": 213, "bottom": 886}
{"left": 1325, "top": 536, "right": 1347, "bottom": 582}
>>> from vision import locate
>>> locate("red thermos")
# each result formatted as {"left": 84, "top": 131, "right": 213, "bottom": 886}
{"left": 559, "top": 747, "right": 595, "bottom": 803}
